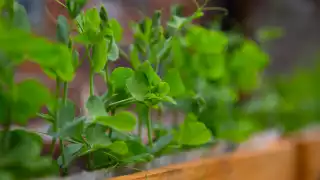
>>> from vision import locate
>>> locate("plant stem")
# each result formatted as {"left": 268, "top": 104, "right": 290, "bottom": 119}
{"left": 109, "top": 109, "right": 115, "bottom": 138}
{"left": 63, "top": 82, "right": 68, "bottom": 104}
{"left": 2, "top": 109, "right": 11, "bottom": 153}
{"left": 60, "top": 82, "right": 69, "bottom": 174}
{"left": 60, "top": 139, "right": 67, "bottom": 175}
{"left": 107, "top": 97, "right": 135, "bottom": 108}
{"left": 119, "top": 48, "right": 131, "bottom": 64}
{"left": 146, "top": 107, "right": 153, "bottom": 147}
{"left": 157, "top": 104, "right": 163, "bottom": 122}
{"left": 138, "top": 117, "right": 143, "bottom": 138}
{"left": 89, "top": 69, "right": 94, "bottom": 96}
{"left": 50, "top": 77, "right": 61, "bottom": 158}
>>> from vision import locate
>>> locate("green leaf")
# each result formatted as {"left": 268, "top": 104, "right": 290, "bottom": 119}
{"left": 57, "top": 100, "right": 75, "bottom": 129}
{"left": 230, "top": 40, "right": 268, "bottom": 70}
{"left": 66, "top": 0, "right": 87, "bottom": 19}
{"left": 164, "top": 69, "right": 185, "bottom": 96}
{"left": 86, "top": 96, "right": 107, "bottom": 118}
{"left": 257, "top": 26, "right": 284, "bottom": 43}
{"left": 99, "top": 5, "right": 109, "bottom": 22}
{"left": 0, "top": 91, "right": 11, "bottom": 124}
{"left": 85, "top": 123, "right": 111, "bottom": 148}
{"left": 151, "top": 134, "right": 173, "bottom": 154}
{"left": 162, "top": 96, "right": 176, "bottom": 104}
{"left": 56, "top": 15, "right": 69, "bottom": 44}
{"left": 215, "top": 118, "right": 258, "bottom": 142}
{"left": 109, "top": 19, "right": 123, "bottom": 42}
{"left": 126, "top": 72, "right": 149, "bottom": 101}
{"left": 84, "top": 7, "right": 100, "bottom": 32}
{"left": 0, "top": 26, "right": 74, "bottom": 81}
{"left": 126, "top": 61, "right": 162, "bottom": 101}
{"left": 230, "top": 40, "right": 269, "bottom": 91}
{"left": 3, "top": 130, "right": 42, "bottom": 162}
{"left": 95, "top": 111, "right": 136, "bottom": 132}
{"left": 59, "top": 118, "right": 84, "bottom": 140}
{"left": 72, "top": 49, "right": 80, "bottom": 69}
{"left": 125, "top": 140, "right": 148, "bottom": 155}
{"left": 186, "top": 26, "right": 228, "bottom": 54}
{"left": 139, "top": 61, "right": 161, "bottom": 86}
{"left": 129, "top": 44, "right": 141, "bottom": 69}
{"left": 193, "top": 54, "right": 225, "bottom": 80}
{"left": 12, "top": 80, "right": 51, "bottom": 124}
{"left": 157, "top": 82, "right": 170, "bottom": 95}
{"left": 108, "top": 39, "right": 119, "bottom": 61}
{"left": 121, "top": 153, "right": 153, "bottom": 164}
{"left": 0, "top": 171, "right": 13, "bottom": 180}
{"left": 92, "top": 39, "right": 108, "bottom": 72}
{"left": 72, "top": 33, "right": 91, "bottom": 45}
{"left": 152, "top": 10, "right": 161, "bottom": 28}
{"left": 13, "top": 2, "right": 30, "bottom": 32}
{"left": 179, "top": 115, "right": 212, "bottom": 146}
{"left": 110, "top": 67, "right": 134, "bottom": 92}
{"left": 58, "top": 143, "right": 83, "bottom": 168}
{"left": 108, "top": 141, "right": 128, "bottom": 155}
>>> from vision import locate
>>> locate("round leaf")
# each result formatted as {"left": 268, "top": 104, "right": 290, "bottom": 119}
{"left": 110, "top": 67, "right": 134, "bottom": 92}
{"left": 179, "top": 117, "right": 212, "bottom": 146}
{"left": 12, "top": 79, "right": 51, "bottom": 124}
{"left": 92, "top": 40, "right": 108, "bottom": 72}
{"left": 56, "top": 15, "right": 69, "bottom": 44}
{"left": 86, "top": 96, "right": 107, "bottom": 118}
{"left": 109, "top": 19, "right": 123, "bottom": 42}
{"left": 108, "top": 141, "right": 128, "bottom": 155}
{"left": 94, "top": 111, "right": 137, "bottom": 132}
{"left": 164, "top": 69, "right": 185, "bottom": 96}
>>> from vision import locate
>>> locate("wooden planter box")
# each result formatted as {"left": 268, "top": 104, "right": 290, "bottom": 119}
{"left": 290, "top": 131, "right": 320, "bottom": 180}
{"left": 109, "top": 140, "right": 295, "bottom": 180}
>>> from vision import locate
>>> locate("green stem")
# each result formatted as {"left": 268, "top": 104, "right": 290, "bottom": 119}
{"left": 50, "top": 77, "right": 61, "bottom": 158}
{"left": 138, "top": 117, "right": 143, "bottom": 139}
{"left": 60, "top": 82, "right": 69, "bottom": 174}
{"left": 63, "top": 82, "right": 68, "bottom": 104}
{"left": 60, "top": 139, "right": 67, "bottom": 175}
{"left": 157, "top": 104, "right": 163, "bottom": 122}
{"left": 89, "top": 69, "right": 94, "bottom": 96}
{"left": 107, "top": 97, "right": 135, "bottom": 108}
{"left": 119, "top": 48, "right": 130, "bottom": 62}
{"left": 109, "top": 109, "right": 115, "bottom": 138}
{"left": 2, "top": 109, "right": 11, "bottom": 153}
{"left": 146, "top": 107, "right": 153, "bottom": 147}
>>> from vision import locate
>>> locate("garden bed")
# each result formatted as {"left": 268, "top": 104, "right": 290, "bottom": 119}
{"left": 110, "top": 140, "right": 295, "bottom": 180}
{"left": 41, "top": 135, "right": 296, "bottom": 180}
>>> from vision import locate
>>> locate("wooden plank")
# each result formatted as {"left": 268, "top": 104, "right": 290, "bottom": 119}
{"left": 295, "top": 136, "right": 320, "bottom": 180}
{"left": 110, "top": 141, "right": 295, "bottom": 180}
{"left": 230, "top": 141, "right": 296, "bottom": 180}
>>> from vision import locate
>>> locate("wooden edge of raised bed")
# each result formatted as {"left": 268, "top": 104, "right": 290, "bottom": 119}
{"left": 110, "top": 140, "right": 296, "bottom": 180}
{"left": 291, "top": 135, "right": 320, "bottom": 180}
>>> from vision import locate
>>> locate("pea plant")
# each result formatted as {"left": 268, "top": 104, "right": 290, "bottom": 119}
{"left": 159, "top": 6, "right": 270, "bottom": 142}
{"left": 0, "top": 0, "right": 271, "bottom": 179}
{"left": 241, "top": 56, "right": 320, "bottom": 134}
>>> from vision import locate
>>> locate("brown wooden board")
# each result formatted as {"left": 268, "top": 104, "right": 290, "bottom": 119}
{"left": 110, "top": 141, "right": 295, "bottom": 180}
{"left": 292, "top": 133, "right": 320, "bottom": 180}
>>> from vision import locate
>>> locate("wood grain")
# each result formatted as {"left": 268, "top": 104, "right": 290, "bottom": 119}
{"left": 292, "top": 133, "right": 320, "bottom": 180}
{"left": 110, "top": 141, "right": 295, "bottom": 180}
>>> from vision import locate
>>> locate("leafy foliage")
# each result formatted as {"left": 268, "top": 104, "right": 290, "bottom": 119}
{"left": 0, "top": 0, "right": 293, "bottom": 179}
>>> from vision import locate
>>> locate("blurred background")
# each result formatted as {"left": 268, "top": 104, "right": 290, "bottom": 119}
{"left": 17, "top": 0, "right": 320, "bottom": 132}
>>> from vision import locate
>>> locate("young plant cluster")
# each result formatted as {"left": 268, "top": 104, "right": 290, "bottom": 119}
{"left": 241, "top": 56, "right": 320, "bottom": 134}
{"left": 0, "top": 0, "right": 270, "bottom": 179}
